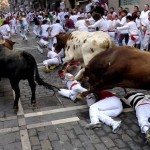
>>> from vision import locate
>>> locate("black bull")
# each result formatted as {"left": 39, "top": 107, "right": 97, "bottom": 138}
{"left": 0, "top": 44, "right": 59, "bottom": 112}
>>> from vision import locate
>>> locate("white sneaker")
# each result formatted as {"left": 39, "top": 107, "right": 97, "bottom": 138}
{"left": 112, "top": 120, "right": 121, "bottom": 133}
{"left": 70, "top": 94, "right": 77, "bottom": 101}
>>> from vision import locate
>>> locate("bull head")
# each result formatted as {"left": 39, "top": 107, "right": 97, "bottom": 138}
{"left": 55, "top": 32, "right": 70, "bottom": 50}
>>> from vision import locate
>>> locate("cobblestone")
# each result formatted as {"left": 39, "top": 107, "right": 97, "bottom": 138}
{"left": 59, "top": 134, "right": 69, "bottom": 142}
{"left": 101, "top": 137, "right": 115, "bottom": 148}
{"left": 40, "top": 140, "right": 52, "bottom": 150}
{"left": 48, "top": 133, "right": 59, "bottom": 141}
{"left": 94, "top": 143, "right": 107, "bottom": 150}
{"left": 30, "top": 136, "right": 40, "bottom": 146}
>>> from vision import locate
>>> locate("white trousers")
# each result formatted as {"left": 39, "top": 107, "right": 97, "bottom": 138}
{"left": 136, "top": 102, "right": 150, "bottom": 134}
{"left": 127, "top": 36, "right": 140, "bottom": 47}
{"left": 49, "top": 37, "right": 57, "bottom": 51}
{"left": 89, "top": 96, "right": 123, "bottom": 126}
{"left": 43, "top": 58, "right": 60, "bottom": 66}
{"left": 142, "top": 35, "right": 150, "bottom": 50}
{"left": 33, "top": 25, "right": 40, "bottom": 36}
{"left": 58, "top": 84, "right": 87, "bottom": 101}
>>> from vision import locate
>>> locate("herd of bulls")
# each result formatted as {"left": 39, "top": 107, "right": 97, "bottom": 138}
{"left": 0, "top": 31, "right": 150, "bottom": 112}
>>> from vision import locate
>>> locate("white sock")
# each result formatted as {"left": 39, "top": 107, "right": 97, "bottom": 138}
{"left": 142, "top": 125, "right": 149, "bottom": 134}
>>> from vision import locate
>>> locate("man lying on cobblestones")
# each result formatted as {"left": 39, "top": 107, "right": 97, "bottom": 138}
{"left": 58, "top": 72, "right": 87, "bottom": 103}
{"left": 122, "top": 92, "right": 150, "bottom": 143}
{"left": 43, "top": 49, "right": 62, "bottom": 73}
{"left": 85, "top": 90, "right": 123, "bottom": 134}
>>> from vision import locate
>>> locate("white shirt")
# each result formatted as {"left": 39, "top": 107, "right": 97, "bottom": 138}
{"left": 143, "top": 19, "right": 150, "bottom": 34}
{"left": 70, "top": 15, "right": 79, "bottom": 24}
{"left": 89, "top": 18, "right": 108, "bottom": 32}
{"left": 119, "top": 16, "right": 128, "bottom": 33}
{"left": 85, "top": 3, "right": 92, "bottom": 13}
{"left": 50, "top": 23, "right": 64, "bottom": 36}
{"left": 0, "top": 24, "right": 10, "bottom": 36}
{"left": 47, "top": 51, "right": 58, "bottom": 59}
{"left": 75, "top": 20, "right": 88, "bottom": 31}
{"left": 22, "top": 17, "right": 28, "bottom": 25}
{"left": 117, "top": 21, "right": 139, "bottom": 36}
{"left": 107, "top": 20, "right": 114, "bottom": 31}
{"left": 10, "top": 18, "right": 16, "bottom": 26}
{"left": 113, "top": 19, "right": 120, "bottom": 28}
{"left": 135, "top": 18, "right": 141, "bottom": 29}
{"left": 87, "top": 17, "right": 95, "bottom": 25}
{"left": 41, "top": 24, "right": 49, "bottom": 37}
{"left": 140, "top": 10, "right": 150, "bottom": 25}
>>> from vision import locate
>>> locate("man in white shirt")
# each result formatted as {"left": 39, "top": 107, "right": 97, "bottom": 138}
{"left": 49, "top": 20, "right": 65, "bottom": 51}
{"left": 140, "top": 4, "right": 150, "bottom": 25}
{"left": 0, "top": 21, "right": 11, "bottom": 40}
{"left": 88, "top": 13, "right": 108, "bottom": 32}
{"left": 75, "top": 17, "right": 88, "bottom": 31}
{"left": 117, "top": 16, "right": 140, "bottom": 47}
{"left": 43, "top": 50, "right": 61, "bottom": 72}
{"left": 10, "top": 16, "right": 17, "bottom": 34}
{"left": 142, "top": 12, "right": 150, "bottom": 50}
{"left": 117, "top": 10, "right": 129, "bottom": 46}
{"left": 70, "top": 10, "right": 79, "bottom": 24}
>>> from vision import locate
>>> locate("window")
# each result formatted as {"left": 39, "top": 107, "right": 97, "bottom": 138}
{"left": 120, "top": 0, "right": 140, "bottom": 5}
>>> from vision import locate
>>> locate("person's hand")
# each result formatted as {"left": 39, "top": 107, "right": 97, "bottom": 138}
{"left": 81, "top": 91, "right": 90, "bottom": 97}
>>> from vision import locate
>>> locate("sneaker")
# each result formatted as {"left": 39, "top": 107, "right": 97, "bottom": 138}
{"left": 49, "top": 65, "right": 56, "bottom": 70}
{"left": 112, "top": 120, "right": 121, "bottom": 133}
{"left": 70, "top": 94, "right": 77, "bottom": 101}
{"left": 146, "top": 128, "right": 150, "bottom": 143}
{"left": 85, "top": 123, "right": 102, "bottom": 130}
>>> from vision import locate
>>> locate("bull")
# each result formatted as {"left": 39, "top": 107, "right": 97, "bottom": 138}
{"left": 55, "top": 31, "right": 114, "bottom": 80}
{"left": 0, "top": 40, "right": 59, "bottom": 112}
{"left": 82, "top": 46, "right": 150, "bottom": 96}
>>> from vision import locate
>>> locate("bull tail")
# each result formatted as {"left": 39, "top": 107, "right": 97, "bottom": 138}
{"left": 34, "top": 63, "right": 60, "bottom": 92}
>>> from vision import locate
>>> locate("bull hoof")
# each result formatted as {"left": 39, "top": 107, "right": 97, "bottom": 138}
{"left": 13, "top": 106, "right": 19, "bottom": 113}
{"left": 31, "top": 102, "right": 37, "bottom": 108}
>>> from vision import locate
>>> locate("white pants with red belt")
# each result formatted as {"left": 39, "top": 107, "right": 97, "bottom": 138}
{"left": 89, "top": 96, "right": 123, "bottom": 126}
{"left": 127, "top": 35, "right": 140, "bottom": 47}
{"left": 136, "top": 101, "right": 150, "bottom": 134}
{"left": 58, "top": 83, "right": 87, "bottom": 101}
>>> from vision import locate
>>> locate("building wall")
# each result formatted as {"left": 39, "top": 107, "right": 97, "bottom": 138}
{"left": 108, "top": 0, "right": 150, "bottom": 12}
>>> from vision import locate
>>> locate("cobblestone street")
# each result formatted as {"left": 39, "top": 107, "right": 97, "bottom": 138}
{"left": 0, "top": 27, "right": 150, "bottom": 150}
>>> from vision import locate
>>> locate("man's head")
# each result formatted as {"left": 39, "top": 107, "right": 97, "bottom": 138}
{"left": 121, "top": 10, "right": 128, "bottom": 17}
{"left": 144, "top": 4, "right": 149, "bottom": 12}
{"left": 134, "top": 6, "right": 139, "bottom": 12}
{"left": 109, "top": 7, "right": 114, "bottom": 13}
{"left": 64, "top": 15, "right": 69, "bottom": 19}
{"left": 126, "top": 15, "right": 133, "bottom": 22}
{"left": 137, "top": 11, "right": 141, "bottom": 17}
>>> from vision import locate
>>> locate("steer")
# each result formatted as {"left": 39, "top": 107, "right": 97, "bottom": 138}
{"left": 0, "top": 40, "right": 59, "bottom": 112}
{"left": 56, "top": 31, "right": 114, "bottom": 80}
{"left": 82, "top": 46, "right": 150, "bottom": 96}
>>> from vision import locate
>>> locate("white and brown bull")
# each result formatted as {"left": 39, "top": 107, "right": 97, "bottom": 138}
{"left": 55, "top": 31, "right": 114, "bottom": 80}
{"left": 82, "top": 46, "right": 150, "bottom": 96}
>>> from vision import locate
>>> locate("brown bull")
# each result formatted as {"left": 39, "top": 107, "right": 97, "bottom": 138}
{"left": 82, "top": 46, "right": 150, "bottom": 96}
